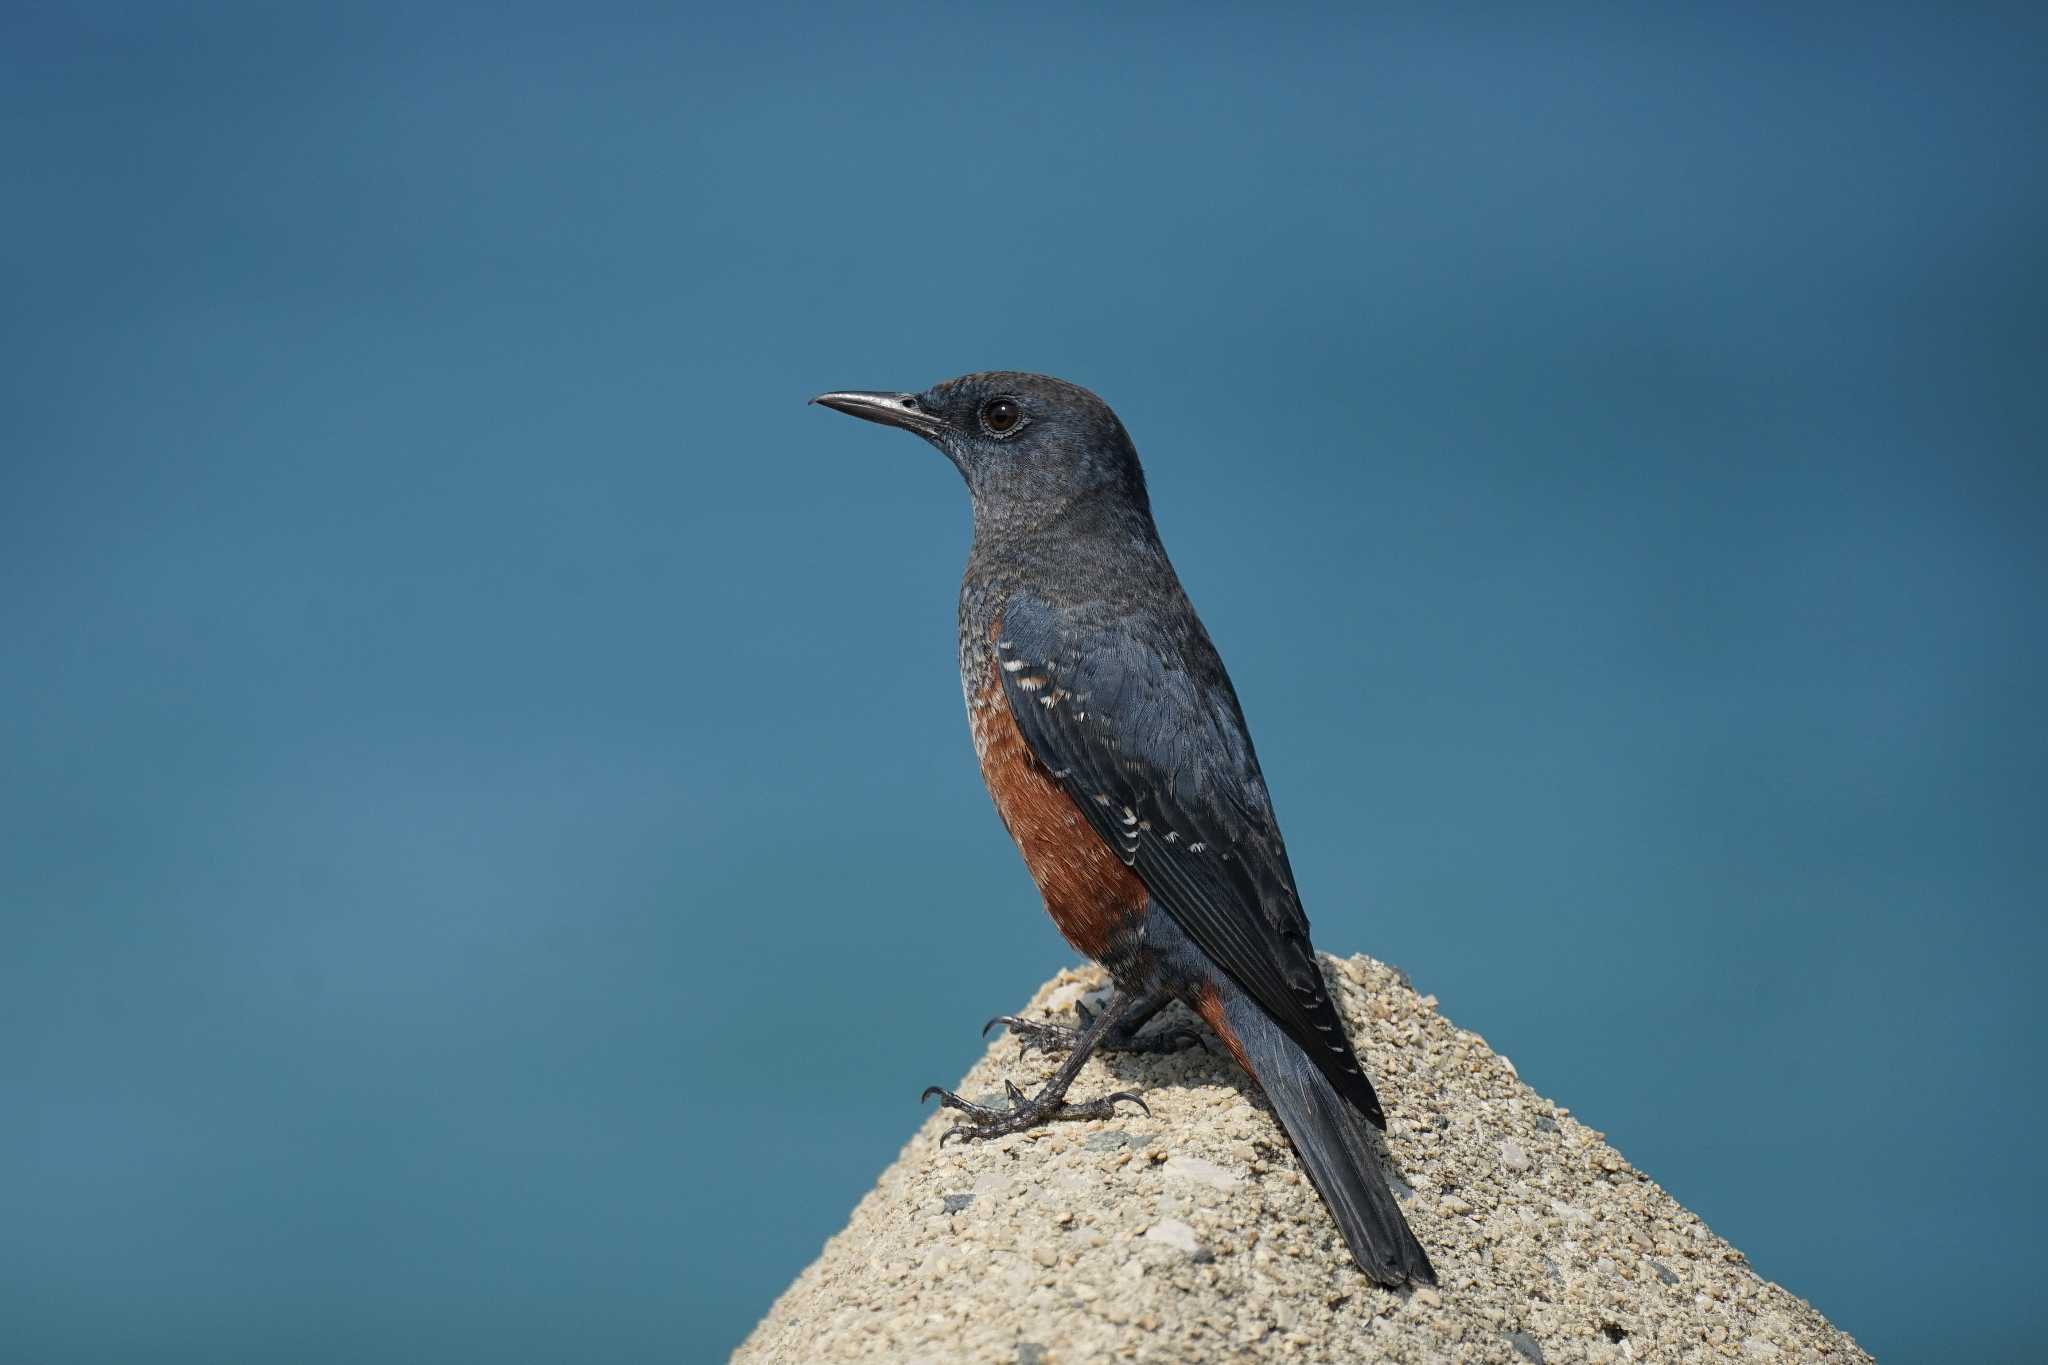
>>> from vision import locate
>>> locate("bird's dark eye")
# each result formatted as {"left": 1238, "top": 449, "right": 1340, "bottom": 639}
{"left": 980, "top": 398, "right": 1023, "bottom": 435}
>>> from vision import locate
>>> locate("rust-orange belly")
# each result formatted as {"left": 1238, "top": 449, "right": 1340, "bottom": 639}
{"left": 969, "top": 659, "right": 1146, "bottom": 962}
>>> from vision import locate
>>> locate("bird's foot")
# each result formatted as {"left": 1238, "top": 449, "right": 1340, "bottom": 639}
{"left": 983, "top": 1000, "right": 1204, "bottom": 1059}
{"left": 921, "top": 1079, "right": 1149, "bottom": 1145}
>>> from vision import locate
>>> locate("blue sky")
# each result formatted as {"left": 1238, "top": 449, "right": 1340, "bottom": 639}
{"left": 3, "top": 3, "right": 2043, "bottom": 1360}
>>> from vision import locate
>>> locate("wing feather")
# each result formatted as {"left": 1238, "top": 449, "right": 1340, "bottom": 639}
{"left": 997, "top": 594, "right": 1385, "bottom": 1126}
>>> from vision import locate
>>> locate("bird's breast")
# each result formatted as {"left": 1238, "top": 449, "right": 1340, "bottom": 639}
{"left": 965, "top": 628, "right": 1146, "bottom": 964}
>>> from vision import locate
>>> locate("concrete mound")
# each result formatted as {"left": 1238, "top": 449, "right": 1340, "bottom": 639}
{"left": 735, "top": 955, "right": 1867, "bottom": 1364}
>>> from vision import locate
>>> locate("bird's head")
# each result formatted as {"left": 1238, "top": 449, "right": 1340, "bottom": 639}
{"left": 812, "top": 371, "right": 1148, "bottom": 529}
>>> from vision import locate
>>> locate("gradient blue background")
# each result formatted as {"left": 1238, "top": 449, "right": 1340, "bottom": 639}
{"left": 4, "top": 3, "right": 2042, "bottom": 1360}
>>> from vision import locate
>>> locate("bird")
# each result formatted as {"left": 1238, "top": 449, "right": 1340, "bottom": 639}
{"left": 811, "top": 372, "right": 1434, "bottom": 1288}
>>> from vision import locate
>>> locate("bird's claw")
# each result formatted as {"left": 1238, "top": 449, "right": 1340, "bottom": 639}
{"left": 983, "top": 1011, "right": 1206, "bottom": 1058}
{"left": 1156, "top": 1027, "right": 1209, "bottom": 1054}
{"left": 922, "top": 1080, "right": 1149, "bottom": 1145}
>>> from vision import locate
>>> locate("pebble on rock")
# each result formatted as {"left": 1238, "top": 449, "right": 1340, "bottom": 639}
{"left": 1142, "top": 1218, "right": 1206, "bottom": 1257}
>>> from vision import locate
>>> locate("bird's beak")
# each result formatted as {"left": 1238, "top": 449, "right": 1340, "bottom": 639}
{"left": 809, "top": 390, "right": 945, "bottom": 437}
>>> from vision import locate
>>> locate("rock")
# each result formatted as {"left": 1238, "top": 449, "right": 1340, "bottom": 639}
{"left": 1142, "top": 1218, "right": 1206, "bottom": 1257}
{"left": 733, "top": 955, "right": 1870, "bottom": 1364}
{"left": 1161, "top": 1154, "right": 1240, "bottom": 1192}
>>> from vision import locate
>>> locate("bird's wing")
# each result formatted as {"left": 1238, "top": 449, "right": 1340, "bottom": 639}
{"left": 996, "top": 592, "right": 1385, "bottom": 1126}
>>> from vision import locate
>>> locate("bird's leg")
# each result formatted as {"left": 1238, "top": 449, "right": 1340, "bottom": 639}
{"left": 924, "top": 991, "right": 1152, "bottom": 1144}
{"left": 984, "top": 988, "right": 1203, "bottom": 1059}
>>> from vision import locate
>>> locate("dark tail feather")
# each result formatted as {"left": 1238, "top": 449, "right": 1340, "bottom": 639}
{"left": 1221, "top": 985, "right": 1436, "bottom": 1287}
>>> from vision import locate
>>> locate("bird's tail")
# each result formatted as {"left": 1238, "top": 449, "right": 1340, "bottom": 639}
{"left": 1207, "top": 978, "right": 1435, "bottom": 1287}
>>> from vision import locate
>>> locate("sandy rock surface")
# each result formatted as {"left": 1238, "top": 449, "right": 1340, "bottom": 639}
{"left": 734, "top": 956, "right": 1867, "bottom": 1364}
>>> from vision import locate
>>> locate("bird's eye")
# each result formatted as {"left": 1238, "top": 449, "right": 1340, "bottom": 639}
{"left": 980, "top": 398, "right": 1023, "bottom": 435}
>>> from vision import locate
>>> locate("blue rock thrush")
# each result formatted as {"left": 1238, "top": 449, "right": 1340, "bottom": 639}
{"left": 814, "top": 372, "right": 1434, "bottom": 1287}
